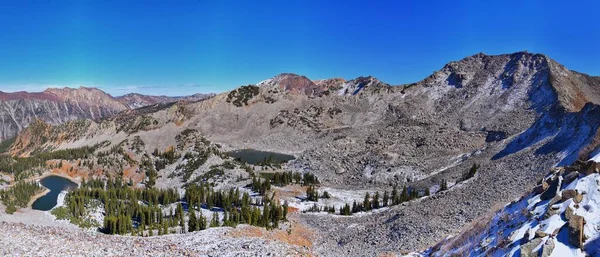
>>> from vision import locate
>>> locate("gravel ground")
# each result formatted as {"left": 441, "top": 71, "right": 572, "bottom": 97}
{"left": 0, "top": 202, "right": 313, "bottom": 257}
{"left": 0, "top": 222, "right": 311, "bottom": 257}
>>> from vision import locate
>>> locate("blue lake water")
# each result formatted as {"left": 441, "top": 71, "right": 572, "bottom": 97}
{"left": 31, "top": 176, "right": 78, "bottom": 211}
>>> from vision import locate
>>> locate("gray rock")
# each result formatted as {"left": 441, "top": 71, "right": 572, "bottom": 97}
{"left": 541, "top": 178, "right": 561, "bottom": 201}
{"left": 541, "top": 238, "right": 555, "bottom": 257}
{"left": 568, "top": 215, "right": 586, "bottom": 248}
{"left": 520, "top": 238, "right": 543, "bottom": 257}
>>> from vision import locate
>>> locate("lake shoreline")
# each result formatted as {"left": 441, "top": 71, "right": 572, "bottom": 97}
{"left": 27, "top": 188, "right": 51, "bottom": 208}
{"left": 28, "top": 173, "right": 80, "bottom": 210}
{"left": 35, "top": 172, "right": 80, "bottom": 186}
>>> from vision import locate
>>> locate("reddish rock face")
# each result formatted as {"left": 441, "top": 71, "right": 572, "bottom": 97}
{"left": 268, "top": 73, "right": 327, "bottom": 96}
{"left": 0, "top": 87, "right": 213, "bottom": 142}
{"left": 313, "top": 78, "right": 346, "bottom": 91}
{"left": 0, "top": 91, "right": 61, "bottom": 101}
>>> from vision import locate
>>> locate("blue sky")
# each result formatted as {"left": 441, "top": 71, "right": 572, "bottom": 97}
{"left": 0, "top": 0, "right": 598, "bottom": 96}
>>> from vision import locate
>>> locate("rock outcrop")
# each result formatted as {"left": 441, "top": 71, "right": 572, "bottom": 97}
{"left": 423, "top": 162, "right": 600, "bottom": 257}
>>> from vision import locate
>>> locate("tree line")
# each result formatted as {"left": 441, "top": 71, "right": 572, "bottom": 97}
{"left": 304, "top": 185, "right": 430, "bottom": 216}
{"left": 0, "top": 180, "right": 42, "bottom": 214}
{"left": 302, "top": 164, "right": 481, "bottom": 216}
{"left": 65, "top": 177, "right": 181, "bottom": 235}
{"left": 63, "top": 177, "right": 288, "bottom": 235}
{"left": 185, "top": 183, "right": 287, "bottom": 230}
{"left": 251, "top": 171, "right": 319, "bottom": 195}
{"left": 0, "top": 145, "right": 98, "bottom": 180}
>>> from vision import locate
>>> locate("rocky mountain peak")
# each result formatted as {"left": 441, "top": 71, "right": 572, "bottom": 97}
{"left": 405, "top": 51, "right": 600, "bottom": 114}
{"left": 313, "top": 78, "right": 346, "bottom": 89}
{"left": 423, "top": 51, "right": 550, "bottom": 89}
{"left": 44, "top": 86, "right": 127, "bottom": 109}
{"left": 336, "top": 75, "right": 391, "bottom": 96}
{"left": 257, "top": 73, "right": 330, "bottom": 96}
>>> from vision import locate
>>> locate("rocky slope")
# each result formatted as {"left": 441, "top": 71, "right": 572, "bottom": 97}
{"left": 0, "top": 87, "right": 214, "bottom": 143}
{"left": 4, "top": 52, "right": 600, "bottom": 256}
{"left": 422, "top": 159, "right": 600, "bottom": 257}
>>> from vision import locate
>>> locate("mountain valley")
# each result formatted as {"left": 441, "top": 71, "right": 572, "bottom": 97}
{"left": 2, "top": 52, "right": 600, "bottom": 256}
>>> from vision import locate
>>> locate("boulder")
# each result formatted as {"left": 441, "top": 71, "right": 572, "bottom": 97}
{"left": 535, "top": 230, "right": 548, "bottom": 238}
{"left": 565, "top": 206, "right": 574, "bottom": 220}
{"left": 548, "top": 195, "right": 563, "bottom": 206}
{"left": 543, "top": 203, "right": 560, "bottom": 219}
{"left": 574, "top": 193, "right": 584, "bottom": 204}
{"left": 519, "top": 237, "right": 543, "bottom": 257}
{"left": 561, "top": 189, "right": 577, "bottom": 201}
{"left": 541, "top": 238, "right": 555, "bottom": 257}
{"left": 582, "top": 160, "right": 600, "bottom": 176}
{"left": 568, "top": 215, "right": 586, "bottom": 248}
{"left": 540, "top": 178, "right": 561, "bottom": 201}
{"left": 534, "top": 182, "right": 549, "bottom": 194}
{"left": 552, "top": 227, "right": 561, "bottom": 237}
{"left": 563, "top": 171, "right": 580, "bottom": 185}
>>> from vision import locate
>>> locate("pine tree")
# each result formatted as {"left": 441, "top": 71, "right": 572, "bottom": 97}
{"left": 363, "top": 192, "right": 371, "bottom": 211}
{"left": 210, "top": 212, "right": 219, "bottom": 227}
{"left": 282, "top": 201, "right": 289, "bottom": 221}
{"left": 340, "top": 203, "right": 351, "bottom": 216}
{"left": 400, "top": 185, "right": 409, "bottom": 202}
{"left": 188, "top": 210, "right": 197, "bottom": 232}
{"left": 382, "top": 191, "right": 389, "bottom": 207}
{"left": 392, "top": 186, "right": 400, "bottom": 205}
{"left": 200, "top": 212, "right": 208, "bottom": 230}
{"left": 441, "top": 180, "right": 448, "bottom": 191}
{"left": 163, "top": 220, "right": 169, "bottom": 235}
{"left": 373, "top": 192, "right": 380, "bottom": 209}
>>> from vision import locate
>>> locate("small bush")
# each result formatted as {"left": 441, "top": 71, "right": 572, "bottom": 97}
{"left": 51, "top": 206, "right": 71, "bottom": 220}
{"left": 5, "top": 204, "right": 16, "bottom": 214}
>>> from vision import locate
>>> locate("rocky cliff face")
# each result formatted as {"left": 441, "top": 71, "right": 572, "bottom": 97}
{"left": 0, "top": 87, "right": 127, "bottom": 142}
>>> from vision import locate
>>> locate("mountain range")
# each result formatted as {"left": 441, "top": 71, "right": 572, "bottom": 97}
{"left": 2, "top": 51, "right": 600, "bottom": 256}
{"left": 0, "top": 87, "right": 214, "bottom": 142}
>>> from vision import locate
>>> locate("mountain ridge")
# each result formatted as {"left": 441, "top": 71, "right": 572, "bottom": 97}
{"left": 5, "top": 51, "right": 600, "bottom": 256}
{"left": 0, "top": 86, "right": 214, "bottom": 142}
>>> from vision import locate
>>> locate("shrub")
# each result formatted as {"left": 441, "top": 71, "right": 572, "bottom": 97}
{"left": 5, "top": 204, "right": 16, "bottom": 214}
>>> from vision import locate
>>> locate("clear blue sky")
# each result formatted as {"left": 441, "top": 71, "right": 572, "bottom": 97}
{"left": 0, "top": 0, "right": 598, "bottom": 96}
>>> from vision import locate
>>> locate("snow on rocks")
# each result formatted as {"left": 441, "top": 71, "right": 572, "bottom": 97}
{"left": 419, "top": 166, "right": 600, "bottom": 257}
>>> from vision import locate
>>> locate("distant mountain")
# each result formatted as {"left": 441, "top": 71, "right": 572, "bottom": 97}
{"left": 0, "top": 87, "right": 214, "bottom": 142}
{"left": 116, "top": 92, "right": 215, "bottom": 109}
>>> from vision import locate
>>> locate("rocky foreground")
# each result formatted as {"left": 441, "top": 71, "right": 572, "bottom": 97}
{"left": 0, "top": 221, "right": 313, "bottom": 257}
{"left": 0, "top": 203, "right": 313, "bottom": 257}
